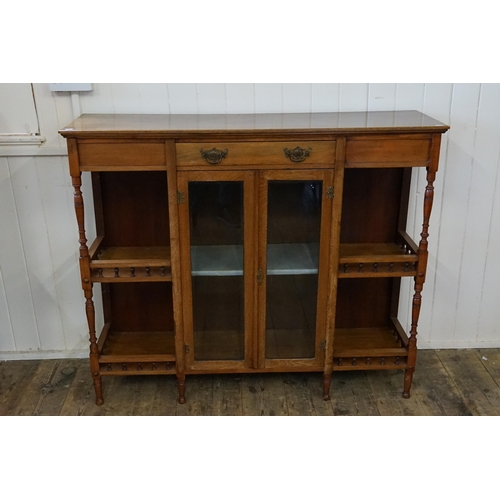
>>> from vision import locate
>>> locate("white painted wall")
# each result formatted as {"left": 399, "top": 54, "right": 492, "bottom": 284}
{"left": 0, "top": 83, "right": 499, "bottom": 359}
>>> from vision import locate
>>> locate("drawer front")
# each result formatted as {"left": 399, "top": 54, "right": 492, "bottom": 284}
{"left": 345, "top": 138, "right": 431, "bottom": 167}
{"left": 176, "top": 141, "right": 336, "bottom": 167}
{"left": 78, "top": 141, "right": 166, "bottom": 169}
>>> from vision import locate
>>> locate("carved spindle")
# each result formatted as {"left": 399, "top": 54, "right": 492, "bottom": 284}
{"left": 72, "top": 174, "right": 103, "bottom": 406}
{"left": 380, "top": 357, "right": 385, "bottom": 365}
{"left": 107, "top": 364, "right": 112, "bottom": 371}
{"left": 114, "top": 267, "right": 119, "bottom": 278}
{"left": 161, "top": 266, "right": 166, "bottom": 276}
{"left": 122, "top": 363, "right": 127, "bottom": 371}
{"left": 404, "top": 166, "right": 436, "bottom": 399}
{"left": 130, "top": 267, "right": 135, "bottom": 277}
{"left": 352, "top": 358, "right": 357, "bottom": 366}
{"left": 389, "top": 262, "right": 394, "bottom": 272}
{"left": 152, "top": 363, "right": 156, "bottom": 371}
{"left": 137, "top": 363, "right": 142, "bottom": 371}
{"left": 98, "top": 268, "right": 103, "bottom": 278}
{"left": 373, "top": 263, "right": 378, "bottom": 273}
{"left": 146, "top": 267, "right": 151, "bottom": 277}
{"left": 404, "top": 262, "right": 409, "bottom": 273}
{"left": 71, "top": 175, "right": 88, "bottom": 258}
{"left": 395, "top": 357, "right": 400, "bottom": 365}
{"left": 343, "top": 263, "right": 348, "bottom": 273}
{"left": 166, "top": 362, "right": 172, "bottom": 370}
{"left": 358, "top": 263, "right": 363, "bottom": 273}
{"left": 366, "top": 357, "right": 371, "bottom": 366}
{"left": 338, "top": 358, "right": 342, "bottom": 366}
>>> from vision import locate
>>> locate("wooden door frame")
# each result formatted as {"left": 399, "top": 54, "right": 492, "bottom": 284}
{"left": 177, "top": 170, "right": 257, "bottom": 372}
{"left": 257, "top": 169, "right": 335, "bottom": 370}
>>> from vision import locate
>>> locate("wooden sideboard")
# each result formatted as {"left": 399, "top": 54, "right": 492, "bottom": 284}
{"left": 59, "top": 111, "right": 449, "bottom": 406}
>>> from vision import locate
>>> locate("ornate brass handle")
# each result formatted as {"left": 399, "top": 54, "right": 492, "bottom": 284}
{"left": 283, "top": 146, "right": 312, "bottom": 162}
{"left": 200, "top": 147, "right": 228, "bottom": 164}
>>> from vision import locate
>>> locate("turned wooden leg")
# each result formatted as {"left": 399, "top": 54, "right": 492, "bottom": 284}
{"left": 177, "top": 374, "right": 186, "bottom": 404}
{"left": 403, "top": 368, "right": 414, "bottom": 399}
{"left": 92, "top": 370, "right": 104, "bottom": 405}
{"left": 322, "top": 373, "right": 332, "bottom": 401}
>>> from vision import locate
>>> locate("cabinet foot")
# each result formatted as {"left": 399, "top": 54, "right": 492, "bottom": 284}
{"left": 177, "top": 375, "right": 186, "bottom": 404}
{"left": 93, "top": 375, "right": 104, "bottom": 405}
{"left": 322, "top": 373, "right": 332, "bottom": 401}
{"left": 403, "top": 368, "right": 414, "bottom": 399}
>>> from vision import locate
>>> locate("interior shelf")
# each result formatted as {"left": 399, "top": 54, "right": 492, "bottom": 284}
{"left": 191, "top": 243, "right": 319, "bottom": 276}
{"left": 338, "top": 242, "right": 418, "bottom": 278}
{"left": 333, "top": 327, "right": 408, "bottom": 357}
{"left": 89, "top": 244, "right": 172, "bottom": 282}
{"left": 99, "top": 328, "right": 176, "bottom": 363}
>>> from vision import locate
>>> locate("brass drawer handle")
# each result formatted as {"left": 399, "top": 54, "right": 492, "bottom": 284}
{"left": 200, "top": 147, "right": 228, "bottom": 164}
{"left": 283, "top": 146, "right": 312, "bottom": 162}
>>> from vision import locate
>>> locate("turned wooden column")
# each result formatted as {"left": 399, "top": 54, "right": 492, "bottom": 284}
{"left": 68, "top": 138, "right": 104, "bottom": 405}
{"left": 403, "top": 134, "right": 441, "bottom": 398}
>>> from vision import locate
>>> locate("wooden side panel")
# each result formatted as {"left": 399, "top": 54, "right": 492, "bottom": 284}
{"left": 109, "top": 282, "right": 174, "bottom": 332}
{"left": 99, "top": 171, "right": 170, "bottom": 247}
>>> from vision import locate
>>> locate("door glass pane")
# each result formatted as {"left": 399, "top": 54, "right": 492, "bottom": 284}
{"left": 189, "top": 181, "right": 245, "bottom": 361}
{"left": 265, "top": 181, "right": 322, "bottom": 359}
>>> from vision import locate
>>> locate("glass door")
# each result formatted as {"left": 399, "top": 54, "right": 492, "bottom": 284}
{"left": 178, "top": 171, "right": 256, "bottom": 370}
{"left": 258, "top": 170, "right": 334, "bottom": 368}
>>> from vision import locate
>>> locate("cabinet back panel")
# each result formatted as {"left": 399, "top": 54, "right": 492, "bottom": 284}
{"left": 109, "top": 282, "right": 174, "bottom": 332}
{"left": 98, "top": 171, "right": 170, "bottom": 247}
{"left": 335, "top": 278, "right": 393, "bottom": 328}
{"left": 340, "top": 168, "right": 405, "bottom": 244}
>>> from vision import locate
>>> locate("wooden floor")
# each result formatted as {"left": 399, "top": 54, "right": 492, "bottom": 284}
{"left": 1, "top": 348, "right": 500, "bottom": 415}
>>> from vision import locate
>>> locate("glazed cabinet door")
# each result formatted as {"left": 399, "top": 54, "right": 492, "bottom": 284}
{"left": 178, "top": 171, "right": 256, "bottom": 370}
{"left": 258, "top": 170, "right": 334, "bottom": 369}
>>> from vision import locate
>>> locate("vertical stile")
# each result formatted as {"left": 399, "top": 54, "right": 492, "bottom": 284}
{"left": 323, "top": 137, "right": 346, "bottom": 400}
{"left": 165, "top": 140, "right": 186, "bottom": 403}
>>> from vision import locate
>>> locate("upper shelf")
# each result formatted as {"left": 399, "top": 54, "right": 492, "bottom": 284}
{"left": 89, "top": 245, "right": 172, "bottom": 282}
{"left": 338, "top": 242, "right": 418, "bottom": 278}
{"left": 59, "top": 111, "right": 450, "bottom": 139}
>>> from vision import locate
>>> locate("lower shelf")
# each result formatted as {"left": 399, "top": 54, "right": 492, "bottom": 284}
{"left": 332, "top": 327, "right": 408, "bottom": 371}
{"left": 99, "top": 327, "right": 175, "bottom": 363}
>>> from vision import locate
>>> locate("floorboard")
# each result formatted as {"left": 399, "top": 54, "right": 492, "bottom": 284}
{"left": 2, "top": 348, "right": 500, "bottom": 416}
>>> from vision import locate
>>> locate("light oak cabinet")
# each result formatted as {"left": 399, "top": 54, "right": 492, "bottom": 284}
{"left": 60, "top": 111, "right": 449, "bottom": 405}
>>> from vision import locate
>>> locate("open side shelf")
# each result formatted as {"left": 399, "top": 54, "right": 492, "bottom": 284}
{"left": 97, "top": 323, "right": 176, "bottom": 375}
{"left": 338, "top": 242, "right": 418, "bottom": 278}
{"left": 88, "top": 238, "right": 172, "bottom": 282}
{"left": 332, "top": 318, "right": 409, "bottom": 371}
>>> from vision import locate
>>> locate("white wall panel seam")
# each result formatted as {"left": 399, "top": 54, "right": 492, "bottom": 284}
{"left": 429, "top": 83, "right": 455, "bottom": 340}
{"left": 6, "top": 158, "right": 41, "bottom": 350}
{"left": 35, "top": 156, "right": 68, "bottom": 350}
{"left": 0, "top": 267, "right": 17, "bottom": 350}
{"left": 451, "top": 85, "right": 482, "bottom": 339}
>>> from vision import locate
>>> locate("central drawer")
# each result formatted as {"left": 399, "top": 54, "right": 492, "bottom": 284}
{"left": 176, "top": 141, "right": 336, "bottom": 167}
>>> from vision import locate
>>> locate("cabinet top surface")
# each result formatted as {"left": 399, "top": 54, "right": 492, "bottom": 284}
{"left": 59, "top": 111, "right": 449, "bottom": 138}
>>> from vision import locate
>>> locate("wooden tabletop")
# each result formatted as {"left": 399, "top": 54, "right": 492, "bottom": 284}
{"left": 59, "top": 110, "right": 449, "bottom": 138}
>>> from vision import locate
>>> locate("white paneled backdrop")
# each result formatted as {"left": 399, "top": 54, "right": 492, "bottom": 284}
{"left": 0, "top": 83, "right": 499, "bottom": 359}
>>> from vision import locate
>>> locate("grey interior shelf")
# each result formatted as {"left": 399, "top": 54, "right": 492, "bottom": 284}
{"left": 191, "top": 243, "right": 319, "bottom": 276}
